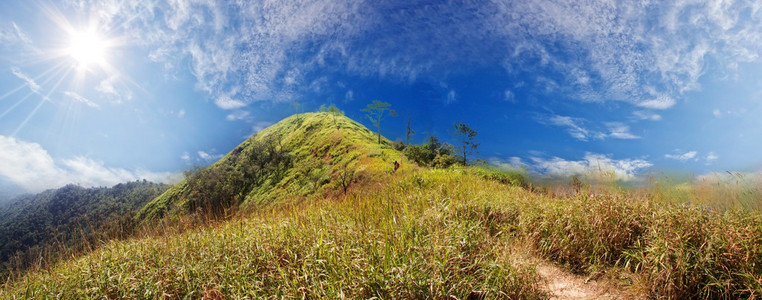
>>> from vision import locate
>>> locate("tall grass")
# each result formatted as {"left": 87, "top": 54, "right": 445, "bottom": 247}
{"left": 4, "top": 168, "right": 762, "bottom": 298}
{"left": 1, "top": 171, "right": 546, "bottom": 299}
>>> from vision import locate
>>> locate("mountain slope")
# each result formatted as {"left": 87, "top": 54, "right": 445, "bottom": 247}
{"left": 137, "top": 112, "right": 407, "bottom": 222}
{"left": 0, "top": 181, "right": 169, "bottom": 275}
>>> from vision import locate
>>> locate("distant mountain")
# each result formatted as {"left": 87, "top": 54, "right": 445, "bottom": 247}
{"left": 137, "top": 112, "right": 404, "bottom": 222}
{"left": 0, "top": 179, "right": 27, "bottom": 205}
{"left": 0, "top": 180, "right": 170, "bottom": 274}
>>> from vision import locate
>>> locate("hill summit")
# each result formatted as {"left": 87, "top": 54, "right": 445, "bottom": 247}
{"left": 137, "top": 112, "right": 406, "bottom": 222}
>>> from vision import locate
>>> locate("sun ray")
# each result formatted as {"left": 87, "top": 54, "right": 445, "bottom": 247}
{"left": 11, "top": 66, "right": 72, "bottom": 136}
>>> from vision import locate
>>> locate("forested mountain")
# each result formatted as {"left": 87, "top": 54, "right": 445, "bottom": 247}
{"left": 0, "top": 180, "right": 170, "bottom": 274}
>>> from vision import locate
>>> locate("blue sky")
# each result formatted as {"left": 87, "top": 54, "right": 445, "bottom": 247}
{"left": 1, "top": 0, "right": 762, "bottom": 194}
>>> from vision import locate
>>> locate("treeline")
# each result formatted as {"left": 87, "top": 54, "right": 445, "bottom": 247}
{"left": 0, "top": 180, "right": 169, "bottom": 276}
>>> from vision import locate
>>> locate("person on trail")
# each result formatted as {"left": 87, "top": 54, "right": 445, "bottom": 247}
{"left": 393, "top": 160, "right": 400, "bottom": 173}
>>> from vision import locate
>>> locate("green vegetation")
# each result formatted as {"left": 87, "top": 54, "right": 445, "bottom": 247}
{"left": 137, "top": 112, "right": 404, "bottom": 223}
{"left": 1, "top": 171, "right": 547, "bottom": 299}
{"left": 0, "top": 181, "right": 169, "bottom": 276}
{"left": 402, "top": 136, "right": 458, "bottom": 169}
{"left": 452, "top": 121, "right": 479, "bottom": 166}
{"left": 2, "top": 112, "right": 762, "bottom": 298}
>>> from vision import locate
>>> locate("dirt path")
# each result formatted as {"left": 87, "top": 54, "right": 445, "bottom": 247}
{"left": 508, "top": 244, "right": 641, "bottom": 299}
{"left": 534, "top": 260, "right": 638, "bottom": 299}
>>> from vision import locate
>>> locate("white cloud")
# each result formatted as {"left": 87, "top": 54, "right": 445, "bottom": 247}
{"left": 541, "top": 115, "right": 639, "bottom": 141}
{"left": 529, "top": 153, "right": 652, "bottom": 181}
{"left": 0, "top": 135, "right": 175, "bottom": 192}
{"left": 503, "top": 89, "right": 515, "bottom": 103}
{"left": 0, "top": 22, "right": 32, "bottom": 48}
{"left": 225, "top": 110, "right": 250, "bottom": 121}
{"left": 633, "top": 110, "right": 662, "bottom": 121}
{"left": 178, "top": 109, "right": 186, "bottom": 118}
{"left": 344, "top": 90, "right": 354, "bottom": 102}
{"left": 605, "top": 122, "right": 639, "bottom": 140}
{"left": 96, "top": 75, "right": 133, "bottom": 103}
{"left": 488, "top": 156, "right": 527, "bottom": 169}
{"left": 64, "top": 91, "right": 100, "bottom": 109}
{"left": 198, "top": 151, "right": 223, "bottom": 162}
{"left": 214, "top": 94, "right": 246, "bottom": 110}
{"left": 637, "top": 94, "right": 676, "bottom": 110}
{"left": 705, "top": 152, "right": 718, "bottom": 165}
{"left": 11, "top": 67, "right": 42, "bottom": 95}
{"left": 180, "top": 152, "right": 191, "bottom": 161}
{"left": 446, "top": 90, "right": 457, "bottom": 104}
{"left": 545, "top": 115, "right": 591, "bottom": 141}
{"left": 713, "top": 109, "right": 722, "bottom": 118}
{"left": 665, "top": 150, "right": 698, "bottom": 161}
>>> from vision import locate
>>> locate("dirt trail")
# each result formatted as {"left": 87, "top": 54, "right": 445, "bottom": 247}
{"left": 534, "top": 260, "right": 638, "bottom": 299}
{"left": 509, "top": 245, "right": 641, "bottom": 299}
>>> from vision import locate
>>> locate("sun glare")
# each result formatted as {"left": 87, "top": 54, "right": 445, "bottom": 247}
{"left": 67, "top": 30, "right": 107, "bottom": 68}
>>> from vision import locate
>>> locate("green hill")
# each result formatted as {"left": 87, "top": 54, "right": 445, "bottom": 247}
{"left": 0, "top": 181, "right": 169, "bottom": 276}
{"left": 137, "top": 112, "right": 407, "bottom": 222}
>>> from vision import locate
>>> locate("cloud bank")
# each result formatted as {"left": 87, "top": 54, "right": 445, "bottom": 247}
{"left": 497, "top": 153, "right": 652, "bottom": 182}
{"left": 0, "top": 135, "right": 176, "bottom": 192}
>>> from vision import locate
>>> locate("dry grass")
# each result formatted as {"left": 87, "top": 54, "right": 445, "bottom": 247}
{"left": 3, "top": 165, "right": 762, "bottom": 298}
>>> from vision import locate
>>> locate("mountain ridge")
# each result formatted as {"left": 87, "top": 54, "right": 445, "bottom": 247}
{"left": 137, "top": 112, "right": 409, "bottom": 222}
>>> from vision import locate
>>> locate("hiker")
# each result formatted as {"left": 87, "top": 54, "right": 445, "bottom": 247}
{"left": 393, "top": 160, "right": 400, "bottom": 173}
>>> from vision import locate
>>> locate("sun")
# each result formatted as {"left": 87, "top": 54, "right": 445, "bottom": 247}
{"left": 67, "top": 30, "right": 107, "bottom": 68}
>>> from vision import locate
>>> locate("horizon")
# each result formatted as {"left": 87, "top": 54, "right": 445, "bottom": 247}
{"left": 2, "top": 1, "right": 762, "bottom": 195}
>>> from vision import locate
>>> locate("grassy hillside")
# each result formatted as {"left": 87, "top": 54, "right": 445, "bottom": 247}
{"left": 3, "top": 113, "right": 762, "bottom": 298}
{"left": 138, "top": 112, "right": 408, "bottom": 222}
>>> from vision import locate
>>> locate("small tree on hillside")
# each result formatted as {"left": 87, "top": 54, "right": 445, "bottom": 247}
{"left": 362, "top": 100, "right": 397, "bottom": 144}
{"left": 292, "top": 101, "right": 302, "bottom": 122}
{"left": 320, "top": 104, "right": 345, "bottom": 128}
{"left": 452, "top": 121, "right": 479, "bottom": 166}
{"left": 405, "top": 118, "right": 415, "bottom": 145}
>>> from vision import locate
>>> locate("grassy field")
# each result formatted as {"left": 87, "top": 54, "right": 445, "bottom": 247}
{"left": 3, "top": 168, "right": 762, "bottom": 298}
{"left": 2, "top": 113, "right": 761, "bottom": 298}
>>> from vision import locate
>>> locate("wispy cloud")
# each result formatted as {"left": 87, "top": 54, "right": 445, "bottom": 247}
{"left": 604, "top": 122, "right": 639, "bottom": 140}
{"left": 64, "top": 91, "right": 100, "bottom": 109}
{"left": 0, "top": 135, "right": 175, "bottom": 192}
{"left": 705, "top": 152, "right": 718, "bottom": 165}
{"left": 665, "top": 150, "right": 698, "bottom": 161}
{"left": 540, "top": 115, "right": 639, "bottom": 141}
{"left": 225, "top": 110, "right": 251, "bottom": 121}
{"left": 637, "top": 95, "right": 676, "bottom": 110}
{"left": 633, "top": 110, "right": 662, "bottom": 121}
{"left": 544, "top": 115, "right": 591, "bottom": 141}
{"left": 446, "top": 90, "right": 457, "bottom": 104}
{"left": 198, "top": 150, "right": 224, "bottom": 162}
{"left": 82, "top": 0, "right": 762, "bottom": 115}
{"left": 0, "top": 22, "right": 31, "bottom": 45}
{"left": 214, "top": 94, "right": 246, "bottom": 110}
{"left": 11, "top": 67, "right": 42, "bottom": 95}
{"left": 344, "top": 90, "right": 354, "bottom": 102}
{"left": 503, "top": 89, "right": 515, "bottom": 103}
{"left": 96, "top": 74, "right": 133, "bottom": 103}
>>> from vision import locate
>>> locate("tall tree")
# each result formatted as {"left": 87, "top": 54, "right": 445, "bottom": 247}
{"left": 452, "top": 121, "right": 479, "bottom": 166}
{"left": 362, "top": 100, "right": 397, "bottom": 144}
{"left": 405, "top": 118, "right": 415, "bottom": 145}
